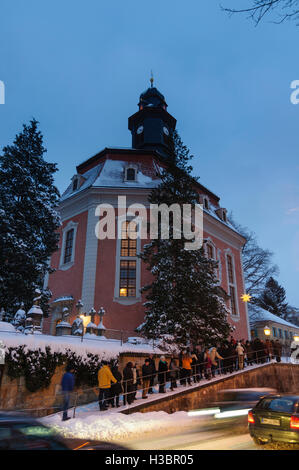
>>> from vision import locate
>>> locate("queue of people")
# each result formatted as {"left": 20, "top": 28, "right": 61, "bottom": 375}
{"left": 61, "top": 336, "right": 286, "bottom": 418}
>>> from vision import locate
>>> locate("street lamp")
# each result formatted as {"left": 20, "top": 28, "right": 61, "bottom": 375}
{"left": 97, "top": 307, "right": 106, "bottom": 337}
{"left": 293, "top": 334, "right": 299, "bottom": 342}
{"left": 264, "top": 325, "right": 271, "bottom": 336}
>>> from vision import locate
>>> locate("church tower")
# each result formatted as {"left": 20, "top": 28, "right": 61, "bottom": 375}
{"left": 128, "top": 77, "right": 177, "bottom": 158}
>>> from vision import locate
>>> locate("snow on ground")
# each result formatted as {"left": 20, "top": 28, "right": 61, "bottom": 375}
{"left": 41, "top": 360, "right": 281, "bottom": 443}
{"left": 0, "top": 322, "right": 162, "bottom": 359}
{"left": 42, "top": 408, "right": 196, "bottom": 443}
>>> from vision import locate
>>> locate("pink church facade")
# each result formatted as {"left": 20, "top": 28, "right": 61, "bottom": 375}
{"left": 43, "top": 85, "right": 250, "bottom": 341}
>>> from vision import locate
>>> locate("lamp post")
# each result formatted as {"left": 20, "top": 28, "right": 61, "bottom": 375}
{"left": 264, "top": 325, "right": 271, "bottom": 337}
{"left": 86, "top": 308, "right": 97, "bottom": 335}
{"left": 97, "top": 307, "right": 106, "bottom": 337}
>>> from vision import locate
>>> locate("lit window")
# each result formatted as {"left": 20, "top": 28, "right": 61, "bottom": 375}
{"left": 121, "top": 221, "right": 137, "bottom": 257}
{"left": 64, "top": 229, "right": 74, "bottom": 264}
{"left": 119, "top": 261, "right": 136, "bottom": 297}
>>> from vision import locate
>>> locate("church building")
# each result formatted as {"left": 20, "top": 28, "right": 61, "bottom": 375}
{"left": 43, "top": 81, "right": 250, "bottom": 340}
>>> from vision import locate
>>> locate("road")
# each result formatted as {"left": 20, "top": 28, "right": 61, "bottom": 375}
{"left": 124, "top": 428, "right": 257, "bottom": 450}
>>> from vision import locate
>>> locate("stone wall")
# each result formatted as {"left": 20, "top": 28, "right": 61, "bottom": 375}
{"left": 122, "top": 363, "right": 299, "bottom": 415}
{"left": 0, "top": 351, "right": 169, "bottom": 416}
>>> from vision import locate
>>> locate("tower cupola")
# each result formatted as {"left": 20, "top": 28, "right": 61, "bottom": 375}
{"left": 128, "top": 77, "right": 176, "bottom": 157}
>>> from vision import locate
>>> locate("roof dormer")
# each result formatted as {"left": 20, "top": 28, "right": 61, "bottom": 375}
{"left": 124, "top": 164, "right": 138, "bottom": 182}
{"left": 215, "top": 207, "right": 228, "bottom": 223}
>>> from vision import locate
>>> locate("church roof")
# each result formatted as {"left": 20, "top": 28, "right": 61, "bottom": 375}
{"left": 249, "top": 305, "right": 299, "bottom": 330}
{"left": 139, "top": 86, "right": 167, "bottom": 109}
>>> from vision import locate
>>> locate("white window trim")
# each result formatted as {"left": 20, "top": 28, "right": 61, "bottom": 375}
{"left": 224, "top": 248, "right": 240, "bottom": 319}
{"left": 59, "top": 220, "right": 78, "bottom": 271}
{"left": 205, "top": 238, "right": 221, "bottom": 283}
{"left": 124, "top": 164, "right": 138, "bottom": 182}
{"left": 113, "top": 215, "right": 141, "bottom": 305}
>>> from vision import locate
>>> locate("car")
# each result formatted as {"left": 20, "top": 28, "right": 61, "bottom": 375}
{"left": 0, "top": 412, "right": 129, "bottom": 450}
{"left": 248, "top": 394, "right": 299, "bottom": 446}
{"left": 188, "top": 388, "right": 277, "bottom": 432}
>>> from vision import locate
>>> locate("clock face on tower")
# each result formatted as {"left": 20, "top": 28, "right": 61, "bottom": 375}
{"left": 163, "top": 126, "right": 169, "bottom": 136}
{"left": 137, "top": 125, "right": 144, "bottom": 135}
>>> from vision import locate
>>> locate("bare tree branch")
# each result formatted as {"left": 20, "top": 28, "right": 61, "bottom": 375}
{"left": 221, "top": 0, "right": 299, "bottom": 25}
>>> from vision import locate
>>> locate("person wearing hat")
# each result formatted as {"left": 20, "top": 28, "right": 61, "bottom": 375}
{"left": 141, "top": 358, "right": 152, "bottom": 398}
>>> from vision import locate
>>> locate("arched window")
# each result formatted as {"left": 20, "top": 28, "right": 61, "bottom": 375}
{"left": 126, "top": 168, "right": 136, "bottom": 181}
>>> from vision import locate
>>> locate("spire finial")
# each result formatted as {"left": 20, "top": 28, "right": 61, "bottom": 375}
{"left": 150, "top": 70, "right": 154, "bottom": 88}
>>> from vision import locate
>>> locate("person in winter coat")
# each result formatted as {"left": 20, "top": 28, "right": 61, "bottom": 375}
{"left": 181, "top": 351, "right": 192, "bottom": 385}
{"left": 147, "top": 354, "right": 157, "bottom": 394}
{"left": 141, "top": 359, "right": 152, "bottom": 398}
{"left": 98, "top": 361, "right": 117, "bottom": 411}
{"left": 204, "top": 349, "right": 212, "bottom": 379}
{"left": 132, "top": 363, "right": 141, "bottom": 400}
{"left": 109, "top": 365, "right": 123, "bottom": 408}
{"left": 158, "top": 356, "right": 168, "bottom": 393}
{"left": 273, "top": 340, "right": 282, "bottom": 362}
{"left": 123, "top": 362, "right": 135, "bottom": 405}
{"left": 244, "top": 340, "right": 253, "bottom": 366}
{"left": 209, "top": 347, "right": 224, "bottom": 377}
{"left": 236, "top": 342, "right": 245, "bottom": 370}
{"left": 61, "top": 365, "right": 75, "bottom": 421}
{"left": 169, "top": 358, "right": 179, "bottom": 390}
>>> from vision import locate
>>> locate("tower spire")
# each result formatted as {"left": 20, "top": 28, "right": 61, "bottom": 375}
{"left": 150, "top": 70, "right": 154, "bottom": 88}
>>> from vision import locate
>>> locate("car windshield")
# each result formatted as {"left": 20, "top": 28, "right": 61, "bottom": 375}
{"left": 257, "top": 397, "right": 298, "bottom": 413}
{"left": 12, "top": 423, "right": 58, "bottom": 437}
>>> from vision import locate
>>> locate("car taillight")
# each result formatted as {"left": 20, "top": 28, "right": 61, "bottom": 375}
{"left": 290, "top": 416, "right": 299, "bottom": 429}
{"left": 248, "top": 411, "right": 255, "bottom": 424}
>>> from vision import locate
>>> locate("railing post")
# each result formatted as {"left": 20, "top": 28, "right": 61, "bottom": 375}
{"left": 120, "top": 330, "right": 123, "bottom": 346}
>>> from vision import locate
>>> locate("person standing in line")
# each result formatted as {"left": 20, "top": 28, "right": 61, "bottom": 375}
{"left": 132, "top": 363, "right": 141, "bottom": 400}
{"left": 141, "top": 359, "right": 152, "bottom": 398}
{"left": 61, "top": 365, "right": 75, "bottom": 421}
{"left": 204, "top": 349, "right": 212, "bottom": 380}
{"left": 98, "top": 361, "right": 116, "bottom": 411}
{"left": 182, "top": 351, "right": 193, "bottom": 385}
{"left": 169, "top": 358, "right": 179, "bottom": 391}
{"left": 158, "top": 356, "right": 168, "bottom": 393}
{"left": 123, "top": 362, "right": 134, "bottom": 405}
{"left": 236, "top": 342, "right": 245, "bottom": 370}
{"left": 109, "top": 364, "right": 123, "bottom": 408}
{"left": 147, "top": 354, "right": 157, "bottom": 394}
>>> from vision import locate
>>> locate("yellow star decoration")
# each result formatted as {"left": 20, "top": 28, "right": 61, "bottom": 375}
{"left": 241, "top": 293, "right": 252, "bottom": 303}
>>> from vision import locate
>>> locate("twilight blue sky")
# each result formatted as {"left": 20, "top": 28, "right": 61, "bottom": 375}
{"left": 1, "top": 1, "right": 299, "bottom": 305}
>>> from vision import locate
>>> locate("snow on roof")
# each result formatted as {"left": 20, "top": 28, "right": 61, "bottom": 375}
{"left": 249, "top": 306, "right": 299, "bottom": 330}
{"left": 52, "top": 296, "right": 74, "bottom": 303}
{"left": 92, "top": 159, "right": 158, "bottom": 189}
{"left": 60, "top": 163, "right": 104, "bottom": 202}
{"left": 0, "top": 328, "right": 163, "bottom": 359}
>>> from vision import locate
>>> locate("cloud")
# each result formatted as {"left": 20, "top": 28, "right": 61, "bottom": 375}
{"left": 287, "top": 207, "right": 299, "bottom": 215}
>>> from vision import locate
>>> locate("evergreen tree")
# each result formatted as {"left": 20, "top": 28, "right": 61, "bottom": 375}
{"left": 0, "top": 119, "right": 60, "bottom": 314}
{"left": 139, "top": 131, "right": 231, "bottom": 349}
{"left": 256, "top": 276, "right": 289, "bottom": 319}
